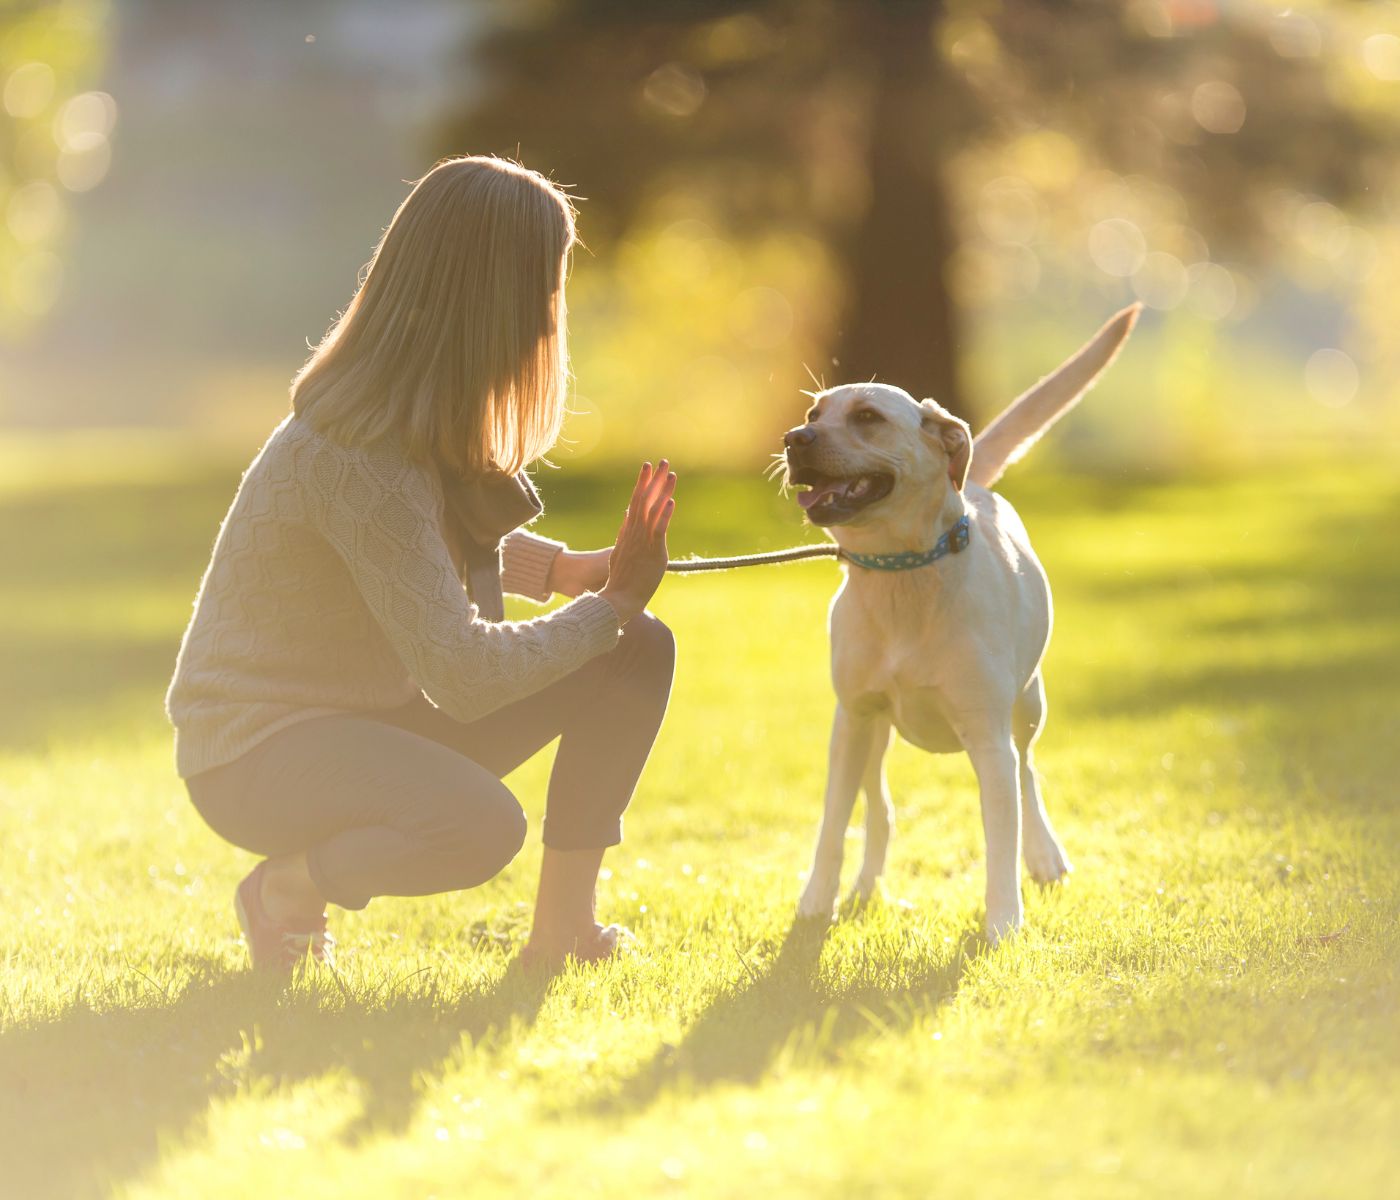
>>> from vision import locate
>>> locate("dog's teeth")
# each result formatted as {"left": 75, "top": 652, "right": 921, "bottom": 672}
{"left": 849, "top": 477, "right": 870, "bottom": 498}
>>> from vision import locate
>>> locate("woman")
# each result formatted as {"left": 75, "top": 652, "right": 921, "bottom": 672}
{"left": 165, "top": 156, "right": 677, "bottom": 973}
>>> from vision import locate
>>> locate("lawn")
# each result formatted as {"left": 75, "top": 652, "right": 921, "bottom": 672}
{"left": 1, "top": 442, "right": 1397, "bottom": 1199}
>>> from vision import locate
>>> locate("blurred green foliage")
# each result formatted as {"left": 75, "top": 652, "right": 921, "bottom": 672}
{"left": 3, "top": 2, "right": 1399, "bottom": 470}
{"left": 0, "top": 0, "right": 111, "bottom": 336}
{"left": 444, "top": 0, "right": 1400, "bottom": 463}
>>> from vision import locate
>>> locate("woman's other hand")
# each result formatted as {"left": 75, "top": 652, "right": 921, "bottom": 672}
{"left": 599, "top": 460, "right": 676, "bottom": 624}
{"left": 547, "top": 547, "right": 611, "bottom": 598}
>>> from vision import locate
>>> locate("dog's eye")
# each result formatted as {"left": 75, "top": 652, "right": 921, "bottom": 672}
{"left": 852, "top": 409, "right": 883, "bottom": 425}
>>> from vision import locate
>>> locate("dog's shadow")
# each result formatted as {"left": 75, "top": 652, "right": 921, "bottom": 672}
{"left": 597, "top": 914, "right": 981, "bottom": 1114}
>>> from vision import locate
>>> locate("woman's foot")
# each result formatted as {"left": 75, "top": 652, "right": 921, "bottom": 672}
{"left": 519, "top": 922, "right": 635, "bottom": 971}
{"left": 235, "top": 861, "right": 336, "bottom": 972}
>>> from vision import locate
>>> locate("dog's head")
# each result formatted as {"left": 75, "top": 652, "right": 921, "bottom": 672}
{"left": 781, "top": 384, "right": 971, "bottom": 529}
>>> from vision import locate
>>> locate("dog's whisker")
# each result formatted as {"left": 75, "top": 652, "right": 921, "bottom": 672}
{"left": 763, "top": 458, "right": 793, "bottom": 493}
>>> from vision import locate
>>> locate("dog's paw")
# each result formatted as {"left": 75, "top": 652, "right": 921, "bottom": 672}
{"left": 1024, "top": 824, "right": 1073, "bottom": 885}
{"left": 797, "top": 877, "right": 839, "bottom": 922}
{"left": 846, "top": 873, "right": 886, "bottom": 908}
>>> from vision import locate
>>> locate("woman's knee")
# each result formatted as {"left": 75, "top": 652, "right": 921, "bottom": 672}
{"left": 619, "top": 611, "right": 676, "bottom": 683}
{"left": 471, "top": 790, "right": 529, "bottom": 879}
{"left": 431, "top": 783, "right": 528, "bottom": 888}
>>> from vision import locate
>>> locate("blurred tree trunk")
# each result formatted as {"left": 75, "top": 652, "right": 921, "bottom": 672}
{"left": 833, "top": 0, "right": 963, "bottom": 415}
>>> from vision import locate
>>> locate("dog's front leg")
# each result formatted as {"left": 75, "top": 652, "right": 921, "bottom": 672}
{"left": 851, "top": 719, "right": 894, "bottom": 904}
{"left": 965, "top": 734, "right": 1024, "bottom": 943}
{"left": 798, "top": 703, "right": 876, "bottom": 920}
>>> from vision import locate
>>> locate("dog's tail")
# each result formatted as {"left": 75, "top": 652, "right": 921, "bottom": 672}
{"left": 969, "top": 303, "right": 1141, "bottom": 489}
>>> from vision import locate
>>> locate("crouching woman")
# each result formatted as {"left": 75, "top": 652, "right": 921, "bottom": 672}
{"left": 165, "top": 156, "right": 676, "bottom": 973}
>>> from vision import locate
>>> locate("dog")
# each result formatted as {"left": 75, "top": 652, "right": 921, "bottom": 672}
{"left": 784, "top": 305, "right": 1140, "bottom": 941}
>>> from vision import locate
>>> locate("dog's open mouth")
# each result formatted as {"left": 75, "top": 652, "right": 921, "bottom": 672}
{"left": 790, "top": 468, "right": 894, "bottom": 524}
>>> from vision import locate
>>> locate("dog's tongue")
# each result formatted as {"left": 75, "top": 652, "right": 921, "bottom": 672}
{"left": 798, "top": 482, "right": 842, "bottom": 510}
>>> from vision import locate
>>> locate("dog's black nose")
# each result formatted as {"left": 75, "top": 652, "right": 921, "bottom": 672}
{"left": 784, "top": 425, "right": 817, "bottom": 449}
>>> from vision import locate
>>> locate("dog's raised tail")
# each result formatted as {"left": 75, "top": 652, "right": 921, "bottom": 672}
{"left": 969, "top": 303, "right": 1141, "bottom": 489}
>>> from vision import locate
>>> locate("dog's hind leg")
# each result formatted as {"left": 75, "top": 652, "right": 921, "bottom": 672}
{"left": 850, "top": 719, "right": 894, "bottom": 904}
{"left": 964, "top": 727, "right": 1025, "bottom": 943}
{"left": 1016, "top": 673, "right": 1072, "bottom": 885}
{"left": 798, "top": 703, "right": 878, "bottom": 920}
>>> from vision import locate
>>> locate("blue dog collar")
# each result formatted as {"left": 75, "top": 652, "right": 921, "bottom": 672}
{"left": 840, "top": 514, "right": 971, "bottom": 572}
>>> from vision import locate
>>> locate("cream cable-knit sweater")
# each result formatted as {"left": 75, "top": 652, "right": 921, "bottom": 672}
{"left": 165, "top": 414, "right": 620, "bottom": 778}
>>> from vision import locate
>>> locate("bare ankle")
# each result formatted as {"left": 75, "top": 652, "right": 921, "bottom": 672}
{"left": 260, "top": 857, "right": 324, "bottom": 925}
{"left": 526, "top": 916, "right": 596, "bottom": 954}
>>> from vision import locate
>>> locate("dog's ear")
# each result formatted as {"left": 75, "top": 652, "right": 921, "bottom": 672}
{"left": 920, "top": 401, "right": 973, "bottom": 491}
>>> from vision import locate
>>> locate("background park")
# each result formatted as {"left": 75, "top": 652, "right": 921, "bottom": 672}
{"left": 1, "top": 1, "right": 1397, "bottom": 1197}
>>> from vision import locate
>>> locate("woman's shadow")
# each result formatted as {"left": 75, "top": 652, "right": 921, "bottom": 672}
{"left": 0, "top": 953, "right": 553, "bottom": 1200}
{"left": 597, "top": 913, "right": 982, "bottom": 1114}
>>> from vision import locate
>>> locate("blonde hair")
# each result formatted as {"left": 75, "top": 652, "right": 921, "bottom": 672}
{"left": 291, "top": 156, "right": 576, "bottom": 476}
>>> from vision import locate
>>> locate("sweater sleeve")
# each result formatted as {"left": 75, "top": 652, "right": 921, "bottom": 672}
{"left": 300, "top": 439, "right": 620, "bottom": 723}
{"left": 501, "top": 529, "right": 564, "bottom": 602}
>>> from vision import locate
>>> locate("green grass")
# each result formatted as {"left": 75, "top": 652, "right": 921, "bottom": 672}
{"left": 1, "top": 445, "right": 1397, "bottom": 1199}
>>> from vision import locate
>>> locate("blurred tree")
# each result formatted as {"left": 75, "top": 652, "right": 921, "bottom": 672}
{"left": 439, "top": 0, "right": 1397, "bottom": 420}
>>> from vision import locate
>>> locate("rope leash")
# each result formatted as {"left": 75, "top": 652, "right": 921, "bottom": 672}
{"left": 664, "top": 515, "right": 972, "bottom": 574}
{"left": 666, "top": 544, "right": 840, "bottom": 573}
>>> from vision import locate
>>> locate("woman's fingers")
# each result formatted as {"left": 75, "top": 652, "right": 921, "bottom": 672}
{"left": 638, "top": 460, "right": 666, "bottom": 521}
{"left": 654, "top": 497, "right": 675, "bottom": 539}
{"left": 648, "top": 473, "right": 677, "bottom": 537}
{"left": 619, "top": 458, "right": 675, "bottom": 548}
{"left": 622, "top": 463, "right": 653, "bottom": 536}
{"left": 640, "top": 460, "right": 673, "bottom": 518}
{"left": 626, "top": 460, "right": 673, "bottom": 524}
{"left": 630, "top": 463, "right": 653, "bottom": 512}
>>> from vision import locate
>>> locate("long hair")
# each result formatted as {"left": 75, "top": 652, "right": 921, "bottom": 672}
{"left": 290, "top": 156, "right": 576, "bottom": 475}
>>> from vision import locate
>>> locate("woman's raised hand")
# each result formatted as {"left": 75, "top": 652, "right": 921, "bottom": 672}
{"left": 599, "top": 460, "right": 676, "bottom": 625}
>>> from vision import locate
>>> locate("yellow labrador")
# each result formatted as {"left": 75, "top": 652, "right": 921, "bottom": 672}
{"left": 785, "top": 306, "right": 1140, "bottom": 941}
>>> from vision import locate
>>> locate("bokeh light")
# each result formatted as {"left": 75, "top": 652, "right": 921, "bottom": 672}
{"left": 6, "top": 181, "right": 64, "bottom": 244}
{"left": 1304, "top": 348, "right": 1359, "bottom": 408}
{"left": 1267, "top": 12, "right": 1321, "bottom": 59}
{"left": 1361, "top": 33, "right": 1400, "bottom": 82}
{"left": 3, "top": 61, "right": 56, "bottom": 119}
{"left": 1184, "top": 261, "right": 1237, "bottom": 321}
{"left": 1089, "top": 218, "right": 1148, "bottom": 277}
{"left": 1132, "top": 251, "right": 1189, "bottom": 310}
{"left": 1190, "top": 81, "right": 1246, "bottom": 135}
{"left": 642, "top": 63, "right": 706, "bottom": 118}
{"left": 56, "top": 129, "right": 111, "bottom": 192}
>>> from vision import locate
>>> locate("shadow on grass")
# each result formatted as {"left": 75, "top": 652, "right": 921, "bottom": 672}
{"left": 251, "top": 957, "right": 554, "bottom": 1145}
{"left": 596, "top": 918, "right": 981, "bottom": 1115}
{"left": 0, "top": 956, "right": 552, "bottom": 1200}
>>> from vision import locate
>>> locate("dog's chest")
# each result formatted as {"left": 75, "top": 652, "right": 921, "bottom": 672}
{"left": 851, "top": 674, "right": 968, "bottom": 756}
{"left": 830, "top": 569, "right": 1012, "bottom": 753}
{"left": 832, "top": 632, "right": 970, "bottom": 753}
